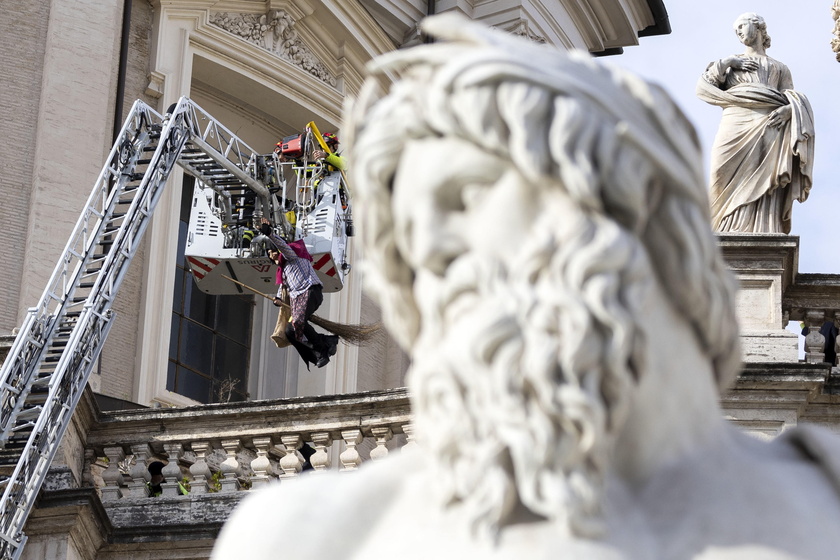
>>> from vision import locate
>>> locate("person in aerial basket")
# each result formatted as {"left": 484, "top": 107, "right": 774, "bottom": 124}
{"left": 260, "top": 218, "right": 337, "bottom": 369}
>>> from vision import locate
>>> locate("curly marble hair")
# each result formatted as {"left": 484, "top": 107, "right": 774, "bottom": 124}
{"left": 734, "top": 12, "right": 772, "bottom": 50}
{"left": 346, "top": 14, "right": 741, "bottom": 540}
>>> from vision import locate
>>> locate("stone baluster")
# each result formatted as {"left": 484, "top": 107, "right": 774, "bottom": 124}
{"left": 189, "top": 441, "right": 213, "bottom": 494}
{"left": 804, "top": 310, "right": 827, "bottom": 364}
{"left": 83, "top": 448, "right": 96, "bottom": 488}
{"left": 309, "top": 432, "right": 332, "bottom": 472}
{"left": 161, "top": 443, "right": 185, "bottom": 497}
{"left": 835, "top": 313, "right": 840, "bottom": 367}
{"left": 401, "top": 423, "right": 417, "bottom": 452}
{"left": 250, "top": 437, "right": 274, "bottom": 487}
{"left": 100, "top": 446, "right": 125, "bottom": 501}
{"left": 339, "top": 429, "right": 363, "bottom": 471}
{"left": 370, "top": 427, "right": 393, "bottom": 461}
{"left": 278, "top": 434, "right": 303, "bottom": 478}
{"left": 219, "top": 439, "right": 242, "bottom": 492}
{"left": 125, "top": 444, "right": 153, "bottom": 498}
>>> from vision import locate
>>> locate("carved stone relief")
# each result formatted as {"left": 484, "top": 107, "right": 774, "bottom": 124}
{"left": 209, "top": 10, "right": 338, "bottom": 87}
{"left": 502, "top": 19, "right": 546, "bottom": 44}
{"left": 403, "top": 18, "right": 546, "bottom": 48}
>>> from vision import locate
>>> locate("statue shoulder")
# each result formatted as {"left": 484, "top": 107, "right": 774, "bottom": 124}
{"left": 212, "top": 454, "right": 415, "bottom": 559}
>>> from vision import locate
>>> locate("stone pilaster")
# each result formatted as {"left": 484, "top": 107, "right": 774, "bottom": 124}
{"left": 717, "top": 234, "right": 799, "bottom": 362}
{"left": 21, "top": 488, "right": 109, "bottom": 560}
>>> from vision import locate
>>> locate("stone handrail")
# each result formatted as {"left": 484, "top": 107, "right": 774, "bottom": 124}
{"left": 83, "top": 388, "right": 413, "bottom": 499}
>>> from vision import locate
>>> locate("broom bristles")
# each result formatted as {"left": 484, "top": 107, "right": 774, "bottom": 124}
{"left": 310, "top": 316, "right": 381, "bottom": 345}
{"left": 218, "top": 274, "right": 380, "bottom": 345}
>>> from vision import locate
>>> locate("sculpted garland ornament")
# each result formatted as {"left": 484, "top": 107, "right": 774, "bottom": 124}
{"left": 833, "top": 1, "right": 840, "bottom": 62}
{"left": 209, "top": 10, "right": 337, "bottom": 87}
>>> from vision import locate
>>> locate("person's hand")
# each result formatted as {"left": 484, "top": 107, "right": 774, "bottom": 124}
{"left": 259, "top": 217, "right": 272, "bottom": 236}
{"left": 767, "top": 104, "right": 792, "bottom": 128}
{"left": 272, "top": 297, "right": 282, "bottom": 307}
{"left": 313, "top": 149, "right": 327, "bottom": 160}
{"left": 728, "top": 56, "right": 759, "bottom": 72}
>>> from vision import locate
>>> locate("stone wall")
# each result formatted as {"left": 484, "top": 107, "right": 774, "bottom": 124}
{"left": 98, "top": 0, "right": 157, "bottom": 401}
{"left": 356, "top": 292, "right": 409, "bottom": 392}
{"left": 0, "top": 3, "right": 50, "bottom": 335}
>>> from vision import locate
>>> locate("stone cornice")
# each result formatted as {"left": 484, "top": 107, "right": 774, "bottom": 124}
{"left": 86, "top": 387, "right": 411, "bottom": 449}
{"left": 785, "top": 274, "right": 840, "bottom": 319}
{"left": 732, "top": 362, "right": 829, "bottom": 388}
{"left": 717, "top": 233, "right": 799, "bottom": 293}
{"left": 105, "top": 492, "right": 245, "bottom": 542}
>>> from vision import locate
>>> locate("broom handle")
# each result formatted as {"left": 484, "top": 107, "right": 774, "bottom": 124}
{"left": 220, "top": 273, "right": 361, "bottom": 336}
{"left": 220, "top": 274, "right": 291, "bottom": 311}
{"left": 222, "top": 275, "right": 374, "bottom": 342}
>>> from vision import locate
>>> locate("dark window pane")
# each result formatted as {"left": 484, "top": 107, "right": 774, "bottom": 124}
{"left": 172, "top": 268, "right": 185, "bottom": 313}
{"left": 180, "top": 177, "right": 195, "bottom": 222}
{"left": 184, "top": 277, "right": 215, "bottom": 326}
{"left": 177, "top": 366, "right": 212, "bottom": 404}
{"left": 220, "top": 386, "right": 247, "bottom": 403}
{"left": 166, "top": 361, "right": 176, "bottom": 392}
{"left": 213, "top": 338, "right": 249, "bottom": 383}
{"left": 179, "top": 321, "right": 213, "bottom": 374}
{"left": 176, "top": 219, "right": 189, "bottom": 263}
{"left": 168, "top": 175, "right": 252, "bottom": 404}
{"left": 168, "top": 314, "right": 180, "bottom": 361}
{"left": 216, "top": 295, "right": 253, "bottom": 344}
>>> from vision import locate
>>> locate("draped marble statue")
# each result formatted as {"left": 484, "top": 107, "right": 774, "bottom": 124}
{"left": 213, "top": 14, "right": 840, "bottom": 560}
{"left": 698, "top": 12, "right": 814, "bottom": 233}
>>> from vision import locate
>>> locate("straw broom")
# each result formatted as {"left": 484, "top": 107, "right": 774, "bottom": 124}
{"left": 221, "top": 275, "right": 379, "bottom": 345}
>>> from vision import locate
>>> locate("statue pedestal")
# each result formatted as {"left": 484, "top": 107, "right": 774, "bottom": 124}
{"left": 718, "top": 234, "right": 799, "bottom": 362}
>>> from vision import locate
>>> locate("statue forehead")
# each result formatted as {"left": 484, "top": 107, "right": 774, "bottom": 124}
{"left": 392, "top": 138, "right": 508, "bottom": 192}
{"left": 734, "top": 13, "right": 763, "bottom": 26}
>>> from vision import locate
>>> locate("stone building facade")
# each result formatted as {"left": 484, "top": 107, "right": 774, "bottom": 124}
{"left": 0, "top": 1, "right": 673, "bottom": 558}
{"left": 0, "top": 0, "right": 670, "bottom": 409}
{"left": 6, "top": 1, "right": 840, "bottom": 559}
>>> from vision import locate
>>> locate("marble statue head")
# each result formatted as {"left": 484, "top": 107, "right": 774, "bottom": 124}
{"left": 347, "top": 13, "right": 742, "bottom": 539}
{"left": 734, "top": 12, "right": 771, "bottom": 49}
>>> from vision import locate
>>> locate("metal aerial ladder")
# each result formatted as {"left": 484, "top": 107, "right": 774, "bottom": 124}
{"left": 0, "top": 96, "right": 282, "bottom": 559}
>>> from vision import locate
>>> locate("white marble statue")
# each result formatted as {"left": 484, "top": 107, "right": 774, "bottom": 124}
{"left": 697, "top": 13, "right": 814, "bottom": 234}
{"left": 213, "top": 14, "right": 840, "bottom": 560}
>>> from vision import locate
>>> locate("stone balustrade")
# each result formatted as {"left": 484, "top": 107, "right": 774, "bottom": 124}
{"left": 783, "top": 273, "right": 840, "bottom": 366}
{"left": 84, "top": 388, "right": 412, "bottom": 500}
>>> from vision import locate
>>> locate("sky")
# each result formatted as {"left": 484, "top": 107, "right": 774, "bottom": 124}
{"left": 611, "top": 1, "right": 840, "bottom": 275}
